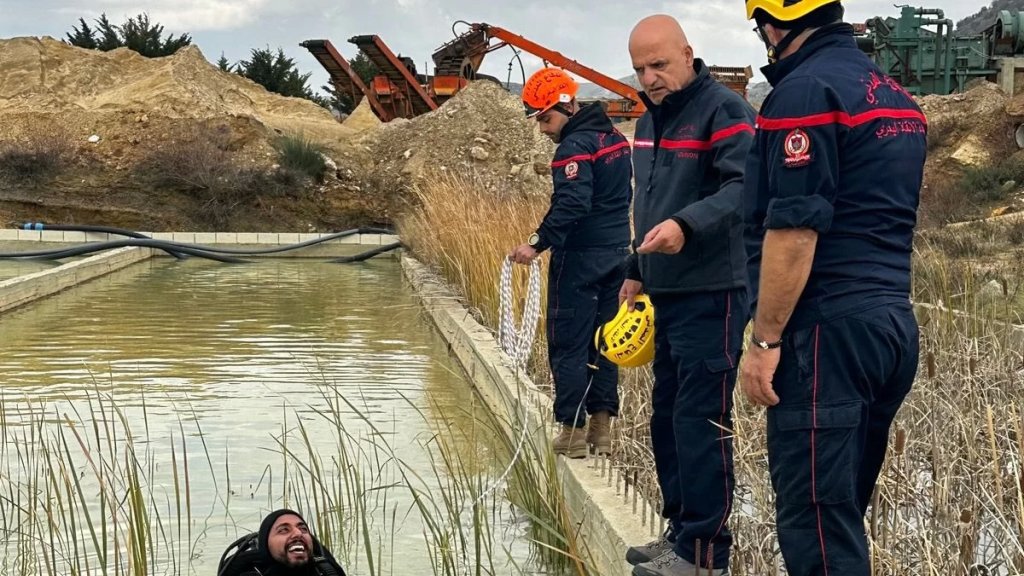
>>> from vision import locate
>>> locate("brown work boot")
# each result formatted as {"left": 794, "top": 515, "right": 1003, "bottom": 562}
{"left": 586, "top": 411, "right": 612, "bottom": 456}
{"left": 552, "top": 424, "right": 588, "bottom": 458}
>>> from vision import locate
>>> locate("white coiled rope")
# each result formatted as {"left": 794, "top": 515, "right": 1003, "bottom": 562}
{"left": 468, "top": 256, "right": 541, "bottom": 516}
{"left": 497, "top": 256, "right": 542, "bottom": 369}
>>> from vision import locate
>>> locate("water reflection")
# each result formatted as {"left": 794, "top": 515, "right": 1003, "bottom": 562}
{"left": 0, "top": 258, "right": 64, "bottom": 281}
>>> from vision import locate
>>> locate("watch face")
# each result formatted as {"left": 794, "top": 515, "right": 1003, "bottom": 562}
{"left": 529, "top": 233, "right": 539, "bottom": 246}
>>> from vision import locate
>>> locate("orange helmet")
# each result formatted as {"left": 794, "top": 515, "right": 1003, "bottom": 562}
{"left": 522, "top": 68, "right": 578, "bottom": 118}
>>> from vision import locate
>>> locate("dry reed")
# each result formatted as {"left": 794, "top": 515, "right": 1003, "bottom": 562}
{"left": 400, "top": 172, "right": 1024, "bottom": 576}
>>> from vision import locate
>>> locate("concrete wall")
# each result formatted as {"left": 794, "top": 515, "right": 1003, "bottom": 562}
{"left": 0, "top": 229, "right": 401, "bottom": 259}
{"left": 402, "top": 256, "right": 661, "bottom": 576}
{"left": 0, "top": 246, "right": 153, "bottom": 314}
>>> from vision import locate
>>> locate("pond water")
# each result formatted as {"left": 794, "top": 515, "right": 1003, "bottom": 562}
{"left": 0, "top": 257, "right": 544, "bottom": 576}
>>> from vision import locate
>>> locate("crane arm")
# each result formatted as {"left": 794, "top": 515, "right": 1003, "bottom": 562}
{"left": 472, "top": 24, "right": 643, "bottom": 110}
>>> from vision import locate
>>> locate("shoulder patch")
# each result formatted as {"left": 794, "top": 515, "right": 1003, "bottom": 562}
{"left": 782, "top": 129, "right": 811, "bottom": 168}
{"left": 564, "top": 161, "right": 579, "bottom": 180}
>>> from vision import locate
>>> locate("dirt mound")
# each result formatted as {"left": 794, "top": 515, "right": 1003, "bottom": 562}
{"left": 343, "top": 99, "right": 381, "bottom": 133}
{"left": 0, "top": 39, "right": 561, "bottom": 231}
{"left": 920, "top": 82, "right": 1016, "bottom": 177}
{"left": 365, "top": 81, "right": 555, "bottom": 195}
{"left": 0, "top": 37, "right": 386, "bottom": 232}
{"left": 0, "top": 37, "right": 354, "bottom": 145}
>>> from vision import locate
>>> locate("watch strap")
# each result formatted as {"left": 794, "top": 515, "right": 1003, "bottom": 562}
{"left": 751, "top": 332, "right": 783, "bottom": 350}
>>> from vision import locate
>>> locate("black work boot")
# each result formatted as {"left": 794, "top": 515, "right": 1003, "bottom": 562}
{"left": 631, "top": 550, "right": 729, "bottom": 576}
{"left": 626, "top": 528, "right": 675, "bottom": 566}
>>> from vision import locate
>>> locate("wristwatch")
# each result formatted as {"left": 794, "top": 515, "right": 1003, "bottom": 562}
{"left": 751, "top": 333, "right": 783, "bottom": 350}
{"left": 528, "top": 232, "right": 540, "bottom": 247}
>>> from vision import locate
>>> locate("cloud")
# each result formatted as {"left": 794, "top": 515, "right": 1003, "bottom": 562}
{"left": 49, "top": 0, "right": 272, "bottom": 31}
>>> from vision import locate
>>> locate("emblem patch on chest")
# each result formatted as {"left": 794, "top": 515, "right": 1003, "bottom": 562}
{"left": 782, "top": 129, "right": 811, "bottom": 168}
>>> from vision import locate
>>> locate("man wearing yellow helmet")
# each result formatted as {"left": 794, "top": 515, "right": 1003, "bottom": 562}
{"left": 509, "top": 67, "right": 633, "bottom": 458}
{"left": 620, "top": 13, "right": 755, "bottom": 576}
{"left": 741, "top": 1, "right": 926, "bottom": 575}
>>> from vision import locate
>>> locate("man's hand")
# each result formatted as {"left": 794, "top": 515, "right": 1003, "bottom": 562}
{"left": 637, "top": 219, "right": 685, "bottom": 255}
{"left": 741, "top": 347, "right": 781, "bottom": 407}
{"left": 509, "top": 244, "right": 539, "bottom": 265}
{"left": 618, "top": 279, "right": 643, "bottom": 311}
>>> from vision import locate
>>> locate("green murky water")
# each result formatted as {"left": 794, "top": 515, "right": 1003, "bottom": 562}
{"left": 0, "top": 258, "right": 542, "bottom": 575}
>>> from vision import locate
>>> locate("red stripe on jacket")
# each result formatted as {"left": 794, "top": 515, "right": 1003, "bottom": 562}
{"left": 631, "top": 122, "right": 754, "bottom": 151}
{"left": 756, "top": 108, "right": 927, "bottom": 131}
{"left": 550, "top": 140, "right": 631, "bottom": 168}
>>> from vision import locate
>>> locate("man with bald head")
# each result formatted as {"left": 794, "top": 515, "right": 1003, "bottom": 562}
{"left": 620, "top": 14, "right": 754, "bottom": 576}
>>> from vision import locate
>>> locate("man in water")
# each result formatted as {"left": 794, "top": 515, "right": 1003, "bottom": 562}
{"left": 219, "top": 509, "right": 346, "bottom": 576}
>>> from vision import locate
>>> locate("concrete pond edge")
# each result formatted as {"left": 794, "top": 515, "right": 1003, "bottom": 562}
{"left": 0, "top": 247, "right": 154, "bottom": 315}
{"left": 401, "top": 254, "right": 661, "bottom": 576}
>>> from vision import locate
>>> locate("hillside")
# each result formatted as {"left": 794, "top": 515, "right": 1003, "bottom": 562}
{"left": 957, "top": 0, "right": 1024, "bottom": 36}
{"left": 0, "top": 36, "right": 557, "bottom": 232}
{"left": 0, "top": 37, "right": 379, "bottom": 231}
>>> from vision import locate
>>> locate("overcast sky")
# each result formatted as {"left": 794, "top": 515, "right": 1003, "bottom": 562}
{"left": 0, "top": 0, "right": 979, "bottom": 96}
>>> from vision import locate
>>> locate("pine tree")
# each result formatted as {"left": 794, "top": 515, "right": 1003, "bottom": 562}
{"left": 63, "top": 12, "right": 190, "bottom": 57}
{"left": 319, "top": 84, "right": 355, "bottom": 114}
{"left": 236, "top": 47, "right": 314, "bottom": 99}
{"left": 65, "top": 18, "right": 98, "bottom": 50}
{"left": 217, "top": 53, "right": 233, "bottom": 72}
{"left": 349, "top": 51, "right": 380, "bottom": 85}
{"left": 94, "top": 14, "right": 121, "bottom": 52}
{"left": 119, "top": 13, "right": 191, "bottom": 57}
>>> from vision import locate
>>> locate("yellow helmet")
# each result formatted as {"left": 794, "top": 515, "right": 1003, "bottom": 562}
{"left": 595, "top": 295, "right": 655, "bottom": 368}
{"left": 745, "top": 0, "right": 840, "bottom": 21}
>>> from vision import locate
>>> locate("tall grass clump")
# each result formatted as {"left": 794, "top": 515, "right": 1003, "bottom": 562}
{"left": 274, "top": 134, "right": 328, "bottom": 182}
{"left": 399, "top": 171, "right": 550, "bottom": 330}
{"left": 135, "top": 125, "right": 312, "bottom": 228}
{"left": 398, "top": 171, "right": 1024, "bottom": 574}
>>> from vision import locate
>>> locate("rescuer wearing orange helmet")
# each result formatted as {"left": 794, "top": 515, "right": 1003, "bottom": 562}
{"left": 741, "top": 0, "right": 926, "bottom": 574}
{"left": 508, "top": 67, "right": 633, "bottom": 458}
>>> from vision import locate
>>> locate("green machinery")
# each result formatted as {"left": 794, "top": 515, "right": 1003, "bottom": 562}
{"left": 856, "top": 5, "right": 1024, "bottom": 95}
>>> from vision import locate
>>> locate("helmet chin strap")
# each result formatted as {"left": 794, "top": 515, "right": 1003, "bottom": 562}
{"left": 761, "top": 24, "right": 807, "bottom": 64}
{"left": 553, "top": 103, "right": 575, "bottom": 118}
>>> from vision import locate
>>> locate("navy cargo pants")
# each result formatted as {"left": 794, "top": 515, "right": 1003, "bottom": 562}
{"left": 547, "top": 247, "right": 628, "bottom": 427}
{"left": 649, "top": 288, "right": 747, "bottom": 570}
{"left": 768, "top": 302, "right": 919, "bottom": 576}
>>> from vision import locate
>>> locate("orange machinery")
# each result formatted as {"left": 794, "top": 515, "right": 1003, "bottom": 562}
{"left": 302, "top": 36, "right": 436, "bottom": 121}
{"left": 432, "top": 23, "right": 753, "bottom": 118}
{"left": 433, "top": 23, "right": 645, "bottom": 118}
{"left": 304, "top": 24, "right": 753, "bottom": 123}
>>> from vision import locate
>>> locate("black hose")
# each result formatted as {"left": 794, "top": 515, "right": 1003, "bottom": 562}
{"left": 7, "top": 223, "right": 400, "bottom": 264}
{"left": 147, "top": 227, "right": 396, "bottom": 256}
{"left": 330, "top": 242, "right": 403, "bottom": 263}
{"left": 21, "top": 222, "right": 189, "bottom": 260}
{"left": 22, "top": 223, "right": 395, "bottom": 257}
{"left": 0, "top": 239, "right": 249, "bottom": 263}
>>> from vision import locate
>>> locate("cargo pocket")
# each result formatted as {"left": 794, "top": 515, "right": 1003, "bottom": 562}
{"left": 768, "top": 401, "right": 862, "bottom": 505}
{"left": 703, "top": 354, "right": 737, "bottom": 374}
{"left": 680, "top": 353, "right": 738, "bottom": 413}
{"left": 547, "top": 307, "right": 577, "bottom": 350}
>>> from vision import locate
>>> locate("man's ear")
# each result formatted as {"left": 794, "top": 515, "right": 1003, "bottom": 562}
{"left": 683, "top": 44, "right": 694, "bottom": 66}
{"left": 765, "top": 23, "right": 786, "bottom": 46}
